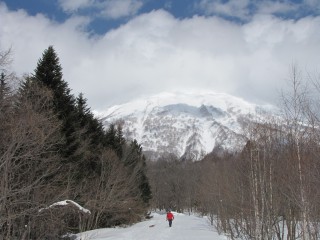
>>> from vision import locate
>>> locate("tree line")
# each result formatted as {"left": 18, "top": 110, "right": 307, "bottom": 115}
{"left": 0, "top": 46, "right": 151, "bottom": 239}
{"left": 2, "top": 45, "right": 319, "bottom": 240}
{"left": 147, "top": 66, "right": 320, "bottom": 240}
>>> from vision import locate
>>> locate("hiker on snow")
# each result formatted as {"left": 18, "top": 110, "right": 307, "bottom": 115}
{"left": 166, "top": 210, "right": 174, "bottom": 227}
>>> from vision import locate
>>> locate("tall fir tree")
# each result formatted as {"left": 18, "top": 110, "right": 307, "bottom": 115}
{"left": 2, "top": 46, "right": 153, "bottom": 236}
{"left": 76, "top": 93, "right": 104, "bottom": 146}
{"left": 125, "top": 140, "right": 152, "bottom": 204}
{"left": 33, "top": 46, "right": 79, "bottom": 160}
{"left": 104, "top": 124, "right": 125, "bottom": 157}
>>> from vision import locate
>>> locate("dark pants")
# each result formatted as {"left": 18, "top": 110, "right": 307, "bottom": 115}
{"left": 168, "top": 219, "right": 172, "bottom": 227}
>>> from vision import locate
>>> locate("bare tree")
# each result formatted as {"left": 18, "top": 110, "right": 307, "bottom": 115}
{"left": 280, "top": 65, "right": 319, "bottom": 240}
{"left": 82, "top": 149, "right": 146, "bottom": 230}
{"left": 0, "top": 81, "right": 65, "bottom": 239}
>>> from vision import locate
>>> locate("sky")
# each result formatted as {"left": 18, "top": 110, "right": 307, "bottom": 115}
{"left": 0, "top": 0, "right": 320, "bottom": 110}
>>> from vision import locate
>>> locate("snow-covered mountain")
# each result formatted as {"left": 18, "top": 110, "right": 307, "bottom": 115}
{"left": 96, "top": 91, "right": 275, "bottom": 160}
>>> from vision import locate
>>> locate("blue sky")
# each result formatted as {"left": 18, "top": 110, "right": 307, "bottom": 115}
{"left": 3, "top": 0, "right": 319, "bottom": 34}
{"left": 0, "top": 0, "right": 320, "bottom": 110}
{"left": 3, "top": 0, "right": 199, "bottom": 34}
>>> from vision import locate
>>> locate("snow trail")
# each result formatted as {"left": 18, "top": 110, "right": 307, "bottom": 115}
{"left": 76, "top": 212, "right": 228, "bottom": 240}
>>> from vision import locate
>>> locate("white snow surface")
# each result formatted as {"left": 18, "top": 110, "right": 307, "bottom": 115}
{"left": 96, "top": 91, "right": 259, "bottom": 117}
{"left": 95, "top": 91, "right": 276, "bottom": 160}
{"left": 76, "top": 212, "right": 228, "bottom": 240}
{"left": 39, "top": 200, "right": 91, "bottom": 214}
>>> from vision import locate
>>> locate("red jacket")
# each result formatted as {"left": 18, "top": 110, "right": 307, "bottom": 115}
{"left": 166, "top": 212, "right": 174, "bottom": 220}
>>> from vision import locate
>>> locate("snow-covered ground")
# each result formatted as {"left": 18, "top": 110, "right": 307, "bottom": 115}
{"left": 76, "top": 212, "right": 228, "bottom": 240}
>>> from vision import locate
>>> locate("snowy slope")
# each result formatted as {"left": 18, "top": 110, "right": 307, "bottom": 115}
{"left": 76, "top": 212, "right": 228, "bottom": 240}
{"left": 96, "top": 91, "right": 275, "bottom": 160}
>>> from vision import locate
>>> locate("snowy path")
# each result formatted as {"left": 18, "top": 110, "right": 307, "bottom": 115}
{"left": 76, "top": 212, "right": 228, "bottom": 240}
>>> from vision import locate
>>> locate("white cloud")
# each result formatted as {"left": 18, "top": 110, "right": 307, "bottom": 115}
{"left": 58, "top": 0, "right": 94, "bottom": 12}
{"left": 256, "top": 1, "right": 298, "bottom": 15}
{"left": 197, "top": 0, "right": 317, "bottom": 20}
{"left": 197, "top": 0, "right": 251, "bottom": 20}
{"left": 304, "top": 0, "right": 320, "bottom": 8}
{"left": 99, "top": 0, "right": 143, "bottom": 19}
{"left": 164, "top": 1, "right": 173, "bottom": 10}
{"left": 0, "top": 3, "right": 320, "bottom": 111}
{"left": 303, "top": 0, "right": 320, "bottom": 14}
{"left": 58, "top": 0, "right": 143, "bottom": 19}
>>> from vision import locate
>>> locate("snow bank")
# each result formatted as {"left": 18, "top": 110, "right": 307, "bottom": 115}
{"left": 39, "top": 200, "right": 91, "bottom": 214}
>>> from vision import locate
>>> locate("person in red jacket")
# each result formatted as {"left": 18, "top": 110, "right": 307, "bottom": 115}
{"left": 166, "top": 210, "right": 174, "bottom": 227}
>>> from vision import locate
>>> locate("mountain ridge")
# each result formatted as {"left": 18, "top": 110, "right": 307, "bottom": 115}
{"left": 95, "top": 91, "right": 276, "bottom": 160}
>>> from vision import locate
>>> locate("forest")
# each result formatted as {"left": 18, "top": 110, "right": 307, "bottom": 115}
{"left": 0, "top": 47, "right": 151, "bottom": 239}
{"left": 147, "top": 67, "right": 320, "bottom": 240}
{"left": 1, "top": 46, "right": 320, "bottom": 240}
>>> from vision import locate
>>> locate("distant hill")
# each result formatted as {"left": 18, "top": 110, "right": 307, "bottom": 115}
{"left": 96, "top": 91, "right": 276, "bottom": 160}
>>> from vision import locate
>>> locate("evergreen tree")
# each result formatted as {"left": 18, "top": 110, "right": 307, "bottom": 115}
{"left": 105, "top": 124, "right": 125, "bottom": 157}
{"left": 115, "top": 125, "right": 126, "bottom": 157}
{"left": 76, "top": 93, "right": 91, "bottom": 122}
{"left": 105, "top": 123, "right": 117, "bottom": 146}
{"left": 32, "top": 46, "right": 79, "bottom": 160}
{"left": 76, "top": 93, "right": 104, "bottom": 146}
{"left": 1, "top": 46, "right": 153, "bottom": 237}
{"left": 125, "top": 140, "right": 152, "bottom": 204}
